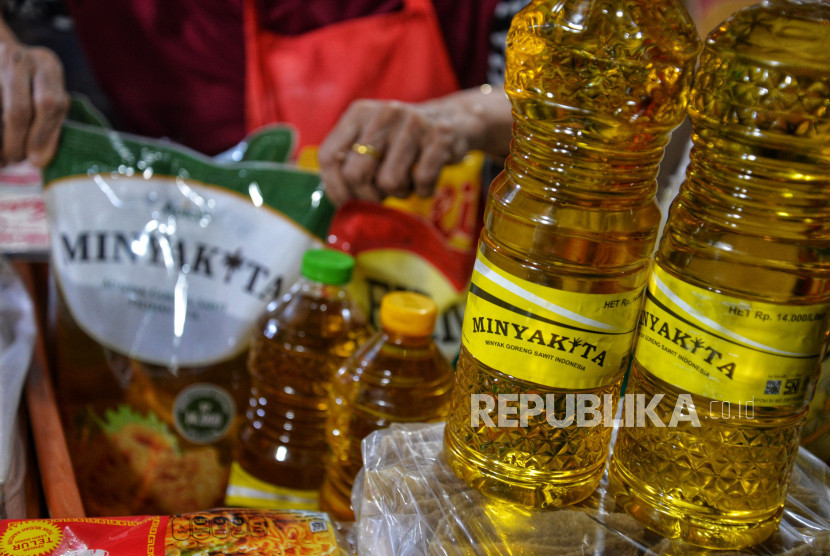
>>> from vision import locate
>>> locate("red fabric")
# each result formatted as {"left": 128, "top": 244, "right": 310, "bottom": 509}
{"left": 66, "top": 0, "right": 500, "bottom": 155}
{"left": 251, "top": 0, "right": 500, "bottom": 92}
{"left": 244, "top": 0, "right": 460, "bottom": 152}
{"left": 65, "top": 0, "right": 246, "bottom": 155}
{"left": 253, "top": 0, "right": 403, "bottom": 33}
{"left": 431, "top": 0, "right": 501, "bottom": 94}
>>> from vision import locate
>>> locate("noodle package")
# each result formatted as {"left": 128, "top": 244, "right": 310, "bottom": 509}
{"left": 0, "top": 509, "right": 347, "bottom": 555}
{"left": 43, "top": 118, "right": 334, "bottom": 516}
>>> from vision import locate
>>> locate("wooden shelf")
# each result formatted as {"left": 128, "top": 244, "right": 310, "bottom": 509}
{"left": 15, "top": 261, "right": 85, "bottom": 519}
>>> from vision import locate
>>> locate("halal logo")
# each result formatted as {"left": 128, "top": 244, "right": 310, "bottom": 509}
{"left": 173, "top": 384, "right": 236, "bottom": 444}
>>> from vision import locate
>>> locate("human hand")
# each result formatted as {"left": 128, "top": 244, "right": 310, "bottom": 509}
{"left": 318, "top": 99, "right": 471, "bottom": 205}
{"left": 0, "top": 38, "right": 69, "bottom": 167}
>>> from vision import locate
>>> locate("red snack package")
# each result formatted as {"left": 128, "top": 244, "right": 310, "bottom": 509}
{"left": 0, "top": 509, "right": 346, "bottom": 555}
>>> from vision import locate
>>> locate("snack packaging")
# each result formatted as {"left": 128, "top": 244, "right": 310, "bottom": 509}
{"left": 0, "top": 509, "right": 349, "bottom": 555}
{"left": 42, "top": 117, "right": 334, "bottom": 516}
{"left": 0, "top": 163, "right": 48, "bottom": 257}
{"left": 325, "top": 151, "right": 486, "bottom": 362}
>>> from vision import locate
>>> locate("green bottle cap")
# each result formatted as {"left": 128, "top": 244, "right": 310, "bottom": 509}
{"left": 301, "top": 248, "right": 355, "bottom": 285}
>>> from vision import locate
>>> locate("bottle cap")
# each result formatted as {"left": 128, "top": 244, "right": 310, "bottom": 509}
{"left": 301, "top": 248, "right": 355, "bottom": 285}
{"left": 380, "top": 291, "right": 438, "bottom": 337}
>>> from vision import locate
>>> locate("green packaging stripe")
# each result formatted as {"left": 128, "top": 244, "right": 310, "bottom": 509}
{"left": 44, "top": 121, "right": 335, "bottom": 240}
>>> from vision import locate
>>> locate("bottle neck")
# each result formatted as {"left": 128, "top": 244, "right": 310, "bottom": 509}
{"left": 505, "top": 101, "right": 666, "bottom": 201}
{"left": 381, "top": 328, "right": 433, "bottom": 348}
{"left": 293, "top": 277, "right": 353, "bottom": 301}
{"left": 502, "top": 0, "right": 700, "bottom": 201}
{"left": 682, "top": 40, "right": 830, "bottom": 213}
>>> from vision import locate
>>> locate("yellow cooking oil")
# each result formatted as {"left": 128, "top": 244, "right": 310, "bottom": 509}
{"left": 230, "top": 248, "right": 372, "bottom": 509}
{"left": 609, "top": 1, "right": 830, "bottom": 549}
{"left": 319, "top": 291, "right": 454, "bottom": 521}
{"left": 443, "top": 0, "right": 700, "bottom": 508}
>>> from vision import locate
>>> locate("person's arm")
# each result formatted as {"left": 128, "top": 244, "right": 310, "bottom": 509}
{"left": 317, "top": 85, "right": 512, "bottom": 205}
{"left": 0, "top": 16, "right": 69, "bottom": 167}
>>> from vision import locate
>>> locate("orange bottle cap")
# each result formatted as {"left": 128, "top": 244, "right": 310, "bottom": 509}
{"left": 380, "top": 291, "right": 438, "bottom": 337}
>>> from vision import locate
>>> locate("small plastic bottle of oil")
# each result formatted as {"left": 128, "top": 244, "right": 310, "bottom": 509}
{"left": 442, "top": 0, "right": 701, "bottom": 509}
{"left": 609, "top": 1, "right": 830, "bottom": 549}
{"left": 227, "top": 248, "right": 372, "bottom": 509}
{"left": 319, "top": 291, "right": 454, "bottom": 520}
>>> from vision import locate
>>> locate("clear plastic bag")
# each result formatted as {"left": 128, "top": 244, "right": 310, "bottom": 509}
{"left": 0, "top": 259, "right": 37, "bottom": 519}
{"left": 353, "top": 423, "right": 830, "bottom": 555}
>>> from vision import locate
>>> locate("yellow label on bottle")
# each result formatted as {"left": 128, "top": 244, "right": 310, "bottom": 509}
{"left": 461, "top": 254, "right": 644, "bottom": 388}
{"left": 225, "top": 462, "right": 320, "bottom": 511}
{"left": 635, "top": 264, "right": 830, "bottom": 406}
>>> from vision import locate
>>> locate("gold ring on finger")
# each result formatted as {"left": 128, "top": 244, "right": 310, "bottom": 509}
{"left": 351, "top": 142, "right": 382, "bottom": 160}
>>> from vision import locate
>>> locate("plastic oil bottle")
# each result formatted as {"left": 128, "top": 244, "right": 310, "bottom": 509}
{"left": 608, "top": 1, "right": 830, "bottom": 549}
{"left": 319, "top": 291, "right": 454, "bottom": 520}
{"left": 442, "top": 0, "right": 701, "bottom": 508}
{"left": 227, "top": 248, "right": 372, "bottom": 509}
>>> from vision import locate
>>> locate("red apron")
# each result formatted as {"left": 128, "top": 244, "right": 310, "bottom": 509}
{"left": 244, "top": 0, "right": 461, "bottom": 153}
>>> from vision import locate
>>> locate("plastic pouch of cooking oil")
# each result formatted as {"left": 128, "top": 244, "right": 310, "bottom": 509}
{"left": 42, "top": 114, "right": 335, "bottom": 516}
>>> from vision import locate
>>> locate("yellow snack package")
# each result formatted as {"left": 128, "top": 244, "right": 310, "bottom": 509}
{"left": 323, "top": 151, "right": 486, "bottom": 361}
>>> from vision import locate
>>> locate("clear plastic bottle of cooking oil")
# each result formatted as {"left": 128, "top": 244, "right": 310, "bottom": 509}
{"left": 227, "top": 248, "right": 372, "bottom": 509}
{"left": 319, "top": 291, "right": 454, "bottom": 520}
{"left": 608, "top": 1, "right": 830, "bottom": 549}
{"left": 442, "top": 0, "right": 700, "bottom": 508}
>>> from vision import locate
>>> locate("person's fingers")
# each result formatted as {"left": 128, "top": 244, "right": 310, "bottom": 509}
{"left": 411, "top": 121, "right": 467, "bottom": 198}
{"left": 339, "top": 102, "right": 405, "bottom": 203}
{"left": 320, "top": 99, "right": 468, "bottom": 204}
{"left": 342, "top": 135, "right": 383, "bottom": 203}
{"left": 375, "top": 113, "right": 422, "bottom": 198}
{"left": 319, "top": 101, "right": 366, "bottom": 160}
{"left": 26, "top": 47, "right": 69, "bottom": 167}
{"left": 319, "top": 101, "right": 374, "bottom": 204}
{"left": 0, "top": 44, "right": 34, "bottom": 166}
{"left": 319, "top": 149, "right": 352, "bottom": 205}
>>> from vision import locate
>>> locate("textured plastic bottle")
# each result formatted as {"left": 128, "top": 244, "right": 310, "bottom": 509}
{"left": 443, "top": 0, "right": 700, "bottom": 508}
{"left": 232, "top": 248, "right": 372, "bottom": 508}
{"left": 608, "top": 1, "right": 830, "bottom": 549}
{"left": 319, "top": 291, "right": 454, "bottom": 521}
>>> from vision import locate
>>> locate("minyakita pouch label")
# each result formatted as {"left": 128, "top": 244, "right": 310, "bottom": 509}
{"left": 461, "top": 253, "right": 644, "bottom": 388}
{"left": 635, "top": 264, "right": 829, "bottom": 406}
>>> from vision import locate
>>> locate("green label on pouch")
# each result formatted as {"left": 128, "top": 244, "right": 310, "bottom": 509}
{"left": 461, "top": 253, "right": 643, "bottom": 388}
{"left": 635, "top": 264, "right": 829, "bottom": 406}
